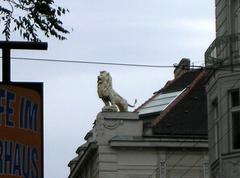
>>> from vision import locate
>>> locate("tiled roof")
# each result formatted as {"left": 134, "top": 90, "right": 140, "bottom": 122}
{"left": 159, "top": 70, "right": 201, "bottom": 93}
{"left": 152, "top": 70, "right": 208, "bottom": 137}
{"left": 136, "top": 70, "right": 201, "bottom": 117}
{"left": 137, "top": 69, "right": 208, "bottom": 137}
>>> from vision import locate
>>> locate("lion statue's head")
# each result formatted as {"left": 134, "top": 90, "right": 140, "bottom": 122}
{"left": 97, "top": 71, "right": 112, "bottom": 98}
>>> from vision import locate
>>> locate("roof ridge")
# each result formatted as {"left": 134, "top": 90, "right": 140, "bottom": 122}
{"left": 151, "top": 69, "right": 206, "bottom": 126}
{"left": 158, "top": 69, "right": 187, "bottom": 93}
{"left": 158, "top": 69, "right": 200, "bottom": 93}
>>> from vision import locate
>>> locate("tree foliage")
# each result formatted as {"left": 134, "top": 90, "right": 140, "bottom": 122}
{"left": 0, "top": 0, "right": 70, "bottom": 41}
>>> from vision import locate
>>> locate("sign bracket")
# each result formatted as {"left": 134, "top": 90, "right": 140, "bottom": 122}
{"left": 0, "top": 41, "right": 48, "bottom": 83}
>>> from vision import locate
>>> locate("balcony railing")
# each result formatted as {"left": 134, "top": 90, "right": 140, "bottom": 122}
{"left": 205, "top": 33, "right": 240, "bottom": 68}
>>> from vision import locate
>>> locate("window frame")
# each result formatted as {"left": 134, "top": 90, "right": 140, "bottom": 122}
{"left": 229, "top": 89, "right": 240, "bottom": 151}
{"left": 212, "top": 98, "right": 220, "bottom": 159}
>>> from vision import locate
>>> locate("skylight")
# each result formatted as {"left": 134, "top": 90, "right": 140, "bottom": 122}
{"left": 138, "top": 89, "right": 185, "bottom": 115}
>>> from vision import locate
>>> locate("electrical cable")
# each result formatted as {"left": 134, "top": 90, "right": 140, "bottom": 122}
{"left": 10, "top": 56, "right": 178, "bottom": 68}
{"left": 4, "top": 56, "right": 240, "bottom": 72}
{"left": 1, "top": 56, "right": 240, "bottom": 73}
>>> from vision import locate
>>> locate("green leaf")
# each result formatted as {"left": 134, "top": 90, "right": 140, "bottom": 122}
{"left": 1, "top": 0, "right": 70, "bottom": 41}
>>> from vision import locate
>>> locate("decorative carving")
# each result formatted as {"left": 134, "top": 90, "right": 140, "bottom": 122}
{"left": 97, "top": 71, "right": 136, "bottom": 112}
{"left": 212, "top": 166, "right": 220, "bottom": 178}
{"left": 229, "top": 160, "right": 240, "bottom": 178}
{"left": 95, "top": 114, "right": 105, "bottom": 137}
{"left": 103, "top": 119, "right": 123, "bottom": 130}
{"left": 203, "top": 161, "right": 209, "bottom": 178}
{"left": 222, "top": 159, "right": 240, "bottom": 178}
{"left": 160, "top": 161, "right": 166, "bottom": 178}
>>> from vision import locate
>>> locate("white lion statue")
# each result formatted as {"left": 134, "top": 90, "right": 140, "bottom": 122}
{"left": 97, "top": 71, "right": 136, "bottom": 112}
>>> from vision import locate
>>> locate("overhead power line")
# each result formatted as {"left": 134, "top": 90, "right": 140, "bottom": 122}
{"left": 2, "top": 56, "right": 240, "bottom": 72}
{"left": 10, "top": 57, "right": 177, "bottom": 68}
{"left": 0, "top": 56, "right": 205, "bottom": 69}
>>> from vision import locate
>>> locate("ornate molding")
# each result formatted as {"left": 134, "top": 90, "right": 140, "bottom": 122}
{"left": 229, "top": 160, "right": 240, "bottom": 178}
{"left": 103, "top": 119, "right": 123, "bottom": 130}
{"left": 160, "top": 161, "right": 166, "bottom": 178}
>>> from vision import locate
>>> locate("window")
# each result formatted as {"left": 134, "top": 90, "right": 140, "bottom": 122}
{"left": 232, "top": 111, "right": 240, "bottom": 149}
{"left": 231, "top": 90, "right": 240, "bottom": 107}
{"left": 231, "top": 0, "right": 240, "bottom": 33}
{"left": 230, "top": 90, "right": 240, "bottom": 150}
{"left": 212, "top": 98, "right": 219, "bottom": 158}
{"left": 230, "top": 0, "right": 240, "bottom": 63}
{"left": 138, "top": 90, "right": 184, "bottom": 115}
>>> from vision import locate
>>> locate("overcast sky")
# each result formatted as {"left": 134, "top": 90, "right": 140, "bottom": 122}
{"left": 1, "top": 0, "right": 215, "bottom": 177}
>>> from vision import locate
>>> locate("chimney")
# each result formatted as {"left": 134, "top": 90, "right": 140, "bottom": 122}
{"left": 174, "top": 58, "right": 190, "bottom": 78}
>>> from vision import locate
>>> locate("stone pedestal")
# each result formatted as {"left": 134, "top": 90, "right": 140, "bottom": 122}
{"left": 93, "top": 112, "right": 141, "bottom": 144}
{"left": 102, "top": 105, "right": 118, "bottom": 112}
{"left": 92, "top": 112, "right": 142, "bottom": 178}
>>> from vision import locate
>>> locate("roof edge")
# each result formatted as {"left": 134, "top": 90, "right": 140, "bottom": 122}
{"left": 151, "top": 69, "right": 206, "bottom": 126}
{"left": 68, "top": 141, "right": 97, "bottom": 178}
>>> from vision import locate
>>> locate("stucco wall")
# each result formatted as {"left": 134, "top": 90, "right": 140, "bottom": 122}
{"left": 93, "top": 112, "right": 208, "bottom": 178}
{"left": 216, "top": 0, "right": 228, "bottom": 37}
{"left": 206, "top": 69, "right": 240, "bottom": 178}
{"left": 207, "top": 0, "right": 240, "bottom": 177}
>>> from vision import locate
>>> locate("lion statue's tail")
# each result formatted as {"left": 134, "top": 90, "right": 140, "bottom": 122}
{"left": 128, "top": 99, "right": 137, "bottom": 108}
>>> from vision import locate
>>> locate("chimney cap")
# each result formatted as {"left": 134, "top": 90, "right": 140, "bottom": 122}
{"left": 174, "top": 58, "right": 190, "bottom": 71}
{"left": 174, "top": 58, "right": 191, "bottom": 78}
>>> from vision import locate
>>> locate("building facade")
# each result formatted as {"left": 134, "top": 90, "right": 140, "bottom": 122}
{"left": 68, "top": 59, "right": 209, "bottom": 178}
{"left": 205, "top": 0, "right": 240, "bottom": 177}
